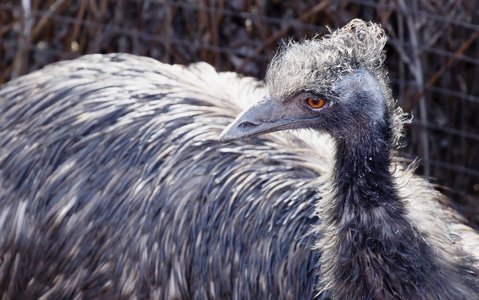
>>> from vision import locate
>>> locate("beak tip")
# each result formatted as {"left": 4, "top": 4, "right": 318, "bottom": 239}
{"left": 218, "top": 134, "right": 228, "bottom": 143}
{"left": 218, "top": 129, "right": 233, "bottom": 143}
{"left": 219, "top": 119, "right": 245, "bottom": 143}
{"left": 218, "top": 97, "right": 276, "bottom": 143}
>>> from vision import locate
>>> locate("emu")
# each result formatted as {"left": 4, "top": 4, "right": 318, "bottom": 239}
{"left": 0, "top": 19, "right": 477, "bottom": 299}
{"left": 220, "top": 19, "right": 479, "bottom": 299}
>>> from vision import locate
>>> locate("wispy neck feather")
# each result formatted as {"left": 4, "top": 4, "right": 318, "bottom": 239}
{"left": 318, "top": 115, "right": 478, "bottom": 299}
{"left": 333, "top": 118, "right": 394, "bottom": 209}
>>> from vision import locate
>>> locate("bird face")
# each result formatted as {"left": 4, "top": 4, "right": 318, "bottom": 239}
{"left": 219, "top": 70, "right": 386, "bottom": 143}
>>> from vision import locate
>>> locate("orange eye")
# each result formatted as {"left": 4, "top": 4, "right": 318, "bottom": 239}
{"left": 306, "top": 97, "right": 326, "bottom": 109}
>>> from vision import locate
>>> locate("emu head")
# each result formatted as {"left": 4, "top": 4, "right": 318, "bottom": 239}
{"left": 219, "top": 19, "right": 405, "bottom": 146}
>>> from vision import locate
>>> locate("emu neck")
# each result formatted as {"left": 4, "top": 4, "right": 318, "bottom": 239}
{"left": 323, "top": 118, "right": 434, "bottom": 298}
{"left": 333, "top": 119, "right": 396, "bottom": 209}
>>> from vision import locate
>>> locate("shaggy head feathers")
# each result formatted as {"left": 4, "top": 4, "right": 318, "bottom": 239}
{"left": 265, "top": 19, "right": 387, "bottom": 98}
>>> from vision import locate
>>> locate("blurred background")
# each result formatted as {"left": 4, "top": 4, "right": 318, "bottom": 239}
{"left": 1, "top": 0, "right": 478, "bottom": 224}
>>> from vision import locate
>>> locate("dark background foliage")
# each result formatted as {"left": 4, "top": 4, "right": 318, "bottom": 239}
{"left": 1, "top": 0, "right": 478, "bottom": 224}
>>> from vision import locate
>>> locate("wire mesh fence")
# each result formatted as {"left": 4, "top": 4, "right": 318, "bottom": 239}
{"left": 1, "top": 0, "right": 478, "bottom": 221}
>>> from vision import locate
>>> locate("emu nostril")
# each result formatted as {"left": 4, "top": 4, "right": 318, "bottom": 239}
{"left": 238, "top": 121, "right": 258, "bottom": 130}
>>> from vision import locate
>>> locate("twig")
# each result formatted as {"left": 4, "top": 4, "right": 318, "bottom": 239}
{"left": 32, "top": 0, "right": 67, "bottom": 39}
{"left": 236, "top": 1, "right": 330, "bottom": 74}
{"left": 415, "top": 29, "right": 479, "bottom": 101}
{"left": 398, "top": 0, "right": 430, "bottom": 177}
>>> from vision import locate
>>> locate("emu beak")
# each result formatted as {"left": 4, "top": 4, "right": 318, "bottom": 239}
{"left": 219, "top": 97, "right": 302, "bottom": 143}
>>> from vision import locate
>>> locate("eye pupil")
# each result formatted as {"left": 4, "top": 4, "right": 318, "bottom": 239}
{"left": 307, "top": 97, "right": 325, "bottom": 109}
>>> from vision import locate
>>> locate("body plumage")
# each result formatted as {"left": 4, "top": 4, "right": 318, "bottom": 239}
{"left": 0, "top": 20, "right": 477, "bottom": 299}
